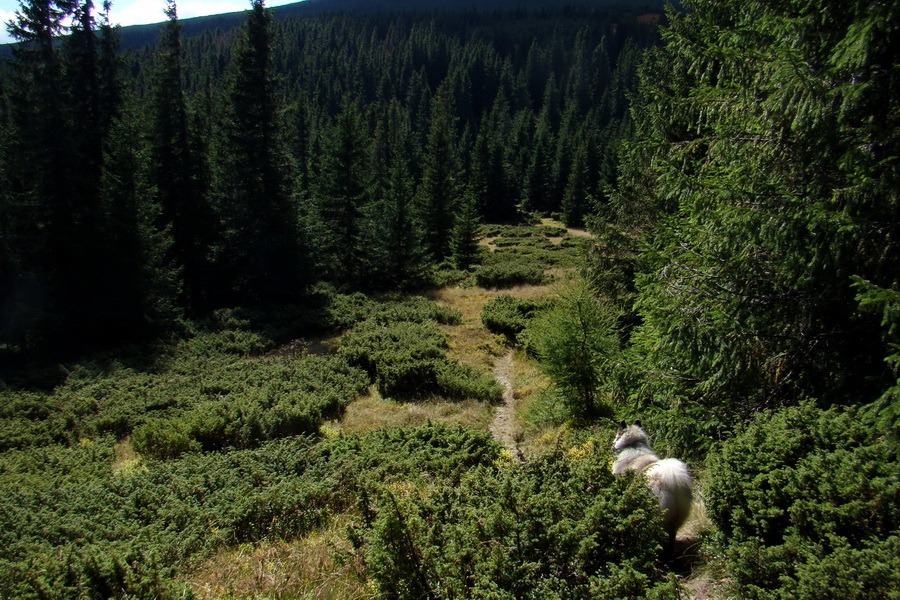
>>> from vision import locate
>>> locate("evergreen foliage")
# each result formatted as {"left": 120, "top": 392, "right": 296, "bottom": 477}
{"left": 131, "top": 353, "right": 368, "bottom": 457}
{"left": 705, "top": 403, "right": 900, "bottom": 599}
{"left": 148, "top": 0, "right": 214, "bottom": 313}
{"left": 215, "top": 0, "right": 303, "bottom": 306}
{"left": 339, "top": 312, "right": 501, "bottom": 401}
{"left": 481, "top": 294, "right": 550, "bottom": 343}
{"left": 523, "top": 279, "right": 620, "bottom": 417}
{"left": 314, "top": 98, "right": 373, "bottom": 286}
{"left": 0, "top": 3, "right": 653, "bottom": 352}
{"left": 474, "top": 261, "right": 547, "bottom": 288}
{"left": 603, "top": 0, "right": 900, "bottom": 447}
{"left": 355, "top": 437, "right": 680, "bottom": 600}
{"left": 3, "top": 0, "right": 87, "bottom": 348}
{"left": 98, "top": 102, "right": 181, "bottom": 330}
{"left": 0, "top": 422, "right": 500, "bottom": 599}
{"left": 449, "top": 187, "right": 482, "bottom": 270}
{"left": 418, "top": 84, "right": 461, "bottom": 263}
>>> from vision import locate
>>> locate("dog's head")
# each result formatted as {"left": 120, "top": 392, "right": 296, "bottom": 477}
{"left": 613, "top": 419, "right": 650, "bottom": 451}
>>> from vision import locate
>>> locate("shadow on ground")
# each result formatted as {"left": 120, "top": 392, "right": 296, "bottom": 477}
{"left": 666, "top": 536, "right": 704, "bottom": 576}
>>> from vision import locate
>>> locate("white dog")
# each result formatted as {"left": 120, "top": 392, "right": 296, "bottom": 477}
{"left": 613, "top": 420, "right": 693, "bottom": 552}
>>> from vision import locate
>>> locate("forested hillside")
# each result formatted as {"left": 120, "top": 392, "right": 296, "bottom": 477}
{"left": 1, "top": 0, "right": 657, "bottom": 352}
{"left": 1, "top": 0, "right": 898, "bottom": 598}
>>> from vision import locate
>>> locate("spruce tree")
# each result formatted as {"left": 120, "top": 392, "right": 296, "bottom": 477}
{"left": 609, "top": 0, "right": 900, "bottom": 443}
{"left": 418, "top": 85, "right": 460, "bottom": 263}
{"left": 149, "top": 0, "right": 212, "bottom": 312}
{"left": 561, "top": 140, "right": 590, "bottom": 228}
{"left": 97, "top": 1, "right": 122, "bottom": 140}
{"left": 216, "top": 0, "right": 302, "bottom": 305}
{"left": 522, "top": 125, "right": 553, "bottom": 215}
{"left": 65, "top": 0, "right": 102, "bottom": 194}
{"left": 366, "top": 100, "right": 427, "bottom": 289}
{"left": 369, "top": 155, "right": 428, "bottom": 290}
{"left": 0, "top": 80, "right": 14, "bottom": 349}
{"left": 469, "top": 124, "right": 514, "bottom": 223}
{"left": 99, "top": 103, "right": 180, "bottom": 331}
{"left": 314, "top": 99, "right": 372, "bottom": 287}
{"left": 472, "top": 92, "right": 518, "bottom": 221}
{"left": 3, "top": 0, "right": 78, "bottom": 349}
{"left": 450, "top": 187, "right": 481, "bottom": 271}
{"left": 60, "top": 0, "right": 120, "bottom": 339}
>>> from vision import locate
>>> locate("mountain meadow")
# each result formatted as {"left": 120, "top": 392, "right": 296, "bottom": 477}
{"left": 0, "top": 0, "right": 898, "bottom": 598}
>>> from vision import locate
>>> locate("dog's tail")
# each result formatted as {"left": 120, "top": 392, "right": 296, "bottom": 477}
{"left": 645, "top": 458, "right": 693, "bottom": 549}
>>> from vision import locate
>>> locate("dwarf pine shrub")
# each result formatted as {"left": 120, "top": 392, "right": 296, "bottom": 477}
{"left": 132, "top": 354, "right": 369, "bottom": 457}
{"left": 705, "top": 403, "right": 900, "bottom": 599}
{"left": 355, "top": 438, "right": 681, "bottom": 599}
{"left": 340, "top": 319, "right": 500, "bottom": 401}
{"left": 0, "top": 424, "right": 499, "bottom": 599}
{"left": 481, "top": 295, "right": 550, "bottom": 343}
{"left": 474, "top": 262, "right": 547, "bottom": 288}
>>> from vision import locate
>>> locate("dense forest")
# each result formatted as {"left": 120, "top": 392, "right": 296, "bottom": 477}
{"left": 0, "top": 0, "right": 898, "bottom": 598}
{"left": 0, "top": 0, "right": 657, "bottom": 352}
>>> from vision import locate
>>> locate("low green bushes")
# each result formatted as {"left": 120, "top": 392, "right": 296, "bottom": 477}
{"left": 471, "top": 223, "right": 585, "bottom": 289}
{"left": 0, "top": 423, "right": 500, "bottom": 600}
{"left": 480, "top": 224, "right": 568, "bottom": 238}
{"left": 132, "top": 354, "right": 369, "bottom": 458}
{"left": 325, "top": 292, "right": 462, "bottom": 331}
{"left": 353, "top": 438, "right": 681, "bottom": 600}
{"left": 474, "top": 261, "right": 547, "bottom": 288}
{"left": 481, "top": 295, "right": 550, "bottom": 343}
{"left": 340, "top": 320, "right": 447, "bottom": 373}
{"left": 491, "top": 236, "right": 558, "bottom": 249}
{"left": 339, "top": 319, "right": 501, "bottom": 401}
{"left": 705, "top": 403, "right": 900, "bottom": 599}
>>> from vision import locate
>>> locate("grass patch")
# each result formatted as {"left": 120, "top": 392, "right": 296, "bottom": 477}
{"left": 186, "top": 514, "right": 368, "bottom": 600}
{"left": 334, "top": 388, "right": 494, "bottom": 433}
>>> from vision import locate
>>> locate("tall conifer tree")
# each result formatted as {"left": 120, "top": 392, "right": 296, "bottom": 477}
{"left": 59, "top": 0, "right": 119, "bottom": 339}
{"left": 366, "top": 100, "right": 427, "bottom": 289}
{"left": 216, "top": 0, "right": 303, "bottom": 305}
{"left": 149, "top": 0, "right": 212, "bottom": 312}
{"left": 100, "top": 103, "right": 180, "bottom": 330}
{"left": 450, "top": 187, "right": 480, "bottom": 270}
{"left": 315, "top": 99, "right": 372, "bottom": 286}
{"left": 609, "top": 0, "right": 900, "bottom": 442}
{"left": 369, "top": 155, "right": 428, "bottom": 290}
{"left": 561, "top": 140, "right": 590, "bottom": 228}
{"left": 418, "top": 85, "right": 459, "bottom": 263}
{"left": 2, "top": 0, "right": 78, "bottom": 349}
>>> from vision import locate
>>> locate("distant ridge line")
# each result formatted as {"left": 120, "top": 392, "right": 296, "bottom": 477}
{"left": 1, "top": 0, "right": 665, "bottom": 53}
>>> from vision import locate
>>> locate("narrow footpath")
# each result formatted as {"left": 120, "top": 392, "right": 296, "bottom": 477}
{"left": 489, "top": 350, "right": 522, "bottom": 462}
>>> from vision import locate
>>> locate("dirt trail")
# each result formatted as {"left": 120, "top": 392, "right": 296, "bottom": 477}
{"left": 490, "top": 350, "right": 522, "bottom": 461}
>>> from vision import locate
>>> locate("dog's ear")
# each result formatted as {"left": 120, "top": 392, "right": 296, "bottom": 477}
{"left": 633, "top": 419, "right": 642, "bottom": 427}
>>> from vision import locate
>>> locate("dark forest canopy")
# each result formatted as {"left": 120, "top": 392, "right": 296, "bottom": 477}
{"left": 117, "top": 0, "right": 668, "bottom": 51}
{"left": 0, "top": 0, "right": 667, "bottom": 52}
{"left": 0, "top": 0, "right": 659, "bottom": 355}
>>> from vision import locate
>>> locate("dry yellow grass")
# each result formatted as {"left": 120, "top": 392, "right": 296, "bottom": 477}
{"left": 680, "top": 488, "right": 713, "bottom": 541}
{"left": 541, "top": 217, "right": 594, "bottom": 238}
{"left": 333, "top": 387, "right": 495, "bottom": 434}
{"left": 427, "top": 283, "right": 552, "bottom": 368}
{"left": 331, "top": 282, "right": 555, "bottom": 439}
{"left": 186, "top": 515, "right": 370, "bottom": 600}
{"left": 111, "top": 437, "right": 144, "bottom": 476}
{"left": 679, "top": 491, "right": 730, "bottom": 600}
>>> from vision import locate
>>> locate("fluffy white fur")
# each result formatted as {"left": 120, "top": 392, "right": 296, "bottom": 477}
{"left": 612, "top": 421, "right": 692, "bottom": 550}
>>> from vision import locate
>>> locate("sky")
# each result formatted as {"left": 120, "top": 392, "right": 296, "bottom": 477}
{"left": 0, "top": 0, "right": 302, "bottom": 44}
